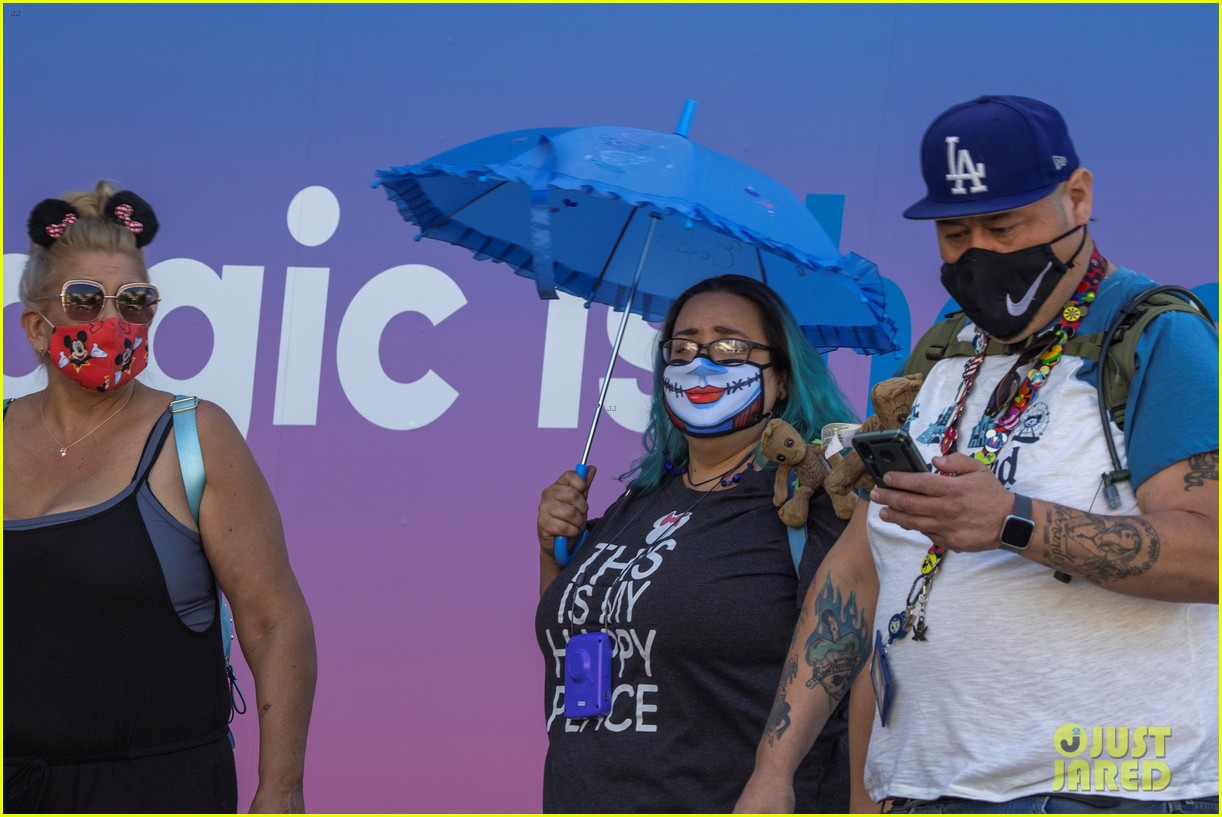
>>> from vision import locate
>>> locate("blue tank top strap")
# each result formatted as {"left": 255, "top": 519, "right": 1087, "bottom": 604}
{"left": 132, "top": 409, "right": 175, "bottom": 486}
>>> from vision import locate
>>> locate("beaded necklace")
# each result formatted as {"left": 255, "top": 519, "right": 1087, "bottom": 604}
{"left": 894, "top": 246, "right": 1108, "bottom": 642}
{"left": 663, "top": 448, "right": 757, "bottom": 487}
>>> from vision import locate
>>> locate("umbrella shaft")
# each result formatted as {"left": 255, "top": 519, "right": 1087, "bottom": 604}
{"left": 579, "top": 211, "right": 663, "bottom": 465}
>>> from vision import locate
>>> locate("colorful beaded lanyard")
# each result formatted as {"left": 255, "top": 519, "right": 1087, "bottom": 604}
{"left": 888, "top": 247, "right": 1108, "bottom": 643}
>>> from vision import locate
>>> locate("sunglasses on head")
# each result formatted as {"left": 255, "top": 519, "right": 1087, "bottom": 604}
{"left": 39, "top": 279, "right": 160, "bottom": 325}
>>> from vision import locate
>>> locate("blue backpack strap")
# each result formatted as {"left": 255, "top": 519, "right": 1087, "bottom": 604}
{"left": 787, "top": 525, "right": 806, "bottom": 576}
{"left": 171, "top": 396, "right": 205, "bottom": 523}
{"left": 784, "top": 468, "right": 806, "bottom": 575}
{"left": 171, "top": 395, "right": 223, "bottom": 650}
{"left": 170, "top": 395, "right": 245, "bottom": 743}
{"left": 3, "top": 398, "right": 13, "bottom": 417}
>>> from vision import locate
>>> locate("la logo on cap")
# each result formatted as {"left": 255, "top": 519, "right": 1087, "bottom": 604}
{"left": 945, "top": 136, "right": 987, "bottom": 195}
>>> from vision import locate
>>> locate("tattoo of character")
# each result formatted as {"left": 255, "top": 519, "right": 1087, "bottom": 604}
{"left": 802, "top": 575, "right": 868, "bottom": 705}
{"left": 1183, "top": 451, "right": 1218, "bottom": 492}
{"left": 1044, "top": 505, "right": 1160, "bottom": 583}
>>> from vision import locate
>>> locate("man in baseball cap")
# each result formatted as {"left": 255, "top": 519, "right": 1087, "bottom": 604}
{"left": 904, "top": 95, "right": 1091, "bottom": 344}
{"left": 904, "top": 95, "right": 1079, "bottom": 219}
{"left": 736, "top": 95, "right": 1218, "bottom": 814}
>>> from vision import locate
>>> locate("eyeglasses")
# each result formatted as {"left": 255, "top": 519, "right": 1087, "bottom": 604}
{"left": 38, "top": 279, "right": 160, "bottom": 325}
{"left": 659, "top": 337, "right": 772, "bottom": 366}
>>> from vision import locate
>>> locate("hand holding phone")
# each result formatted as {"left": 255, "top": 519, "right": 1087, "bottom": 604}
{"left": 851, "top": 428, "right": 930, "bottom": 489}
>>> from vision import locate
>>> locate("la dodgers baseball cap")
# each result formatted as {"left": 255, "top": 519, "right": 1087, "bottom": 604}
{"left": 903, "top": 95, "right": 1079, "bottom": 220}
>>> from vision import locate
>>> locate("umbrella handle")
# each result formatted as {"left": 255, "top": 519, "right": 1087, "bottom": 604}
{"left": 553, "top": 463, "right": 591, "bottom": 566}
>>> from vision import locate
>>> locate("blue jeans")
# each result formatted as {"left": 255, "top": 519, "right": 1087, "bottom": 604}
{"left": 889, "top": 795, "right": 1219, "bottom": 813}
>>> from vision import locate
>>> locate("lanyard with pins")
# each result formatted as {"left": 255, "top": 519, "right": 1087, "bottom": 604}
{"left": 886, "top": 247, "right": 1108, "bottom": 644}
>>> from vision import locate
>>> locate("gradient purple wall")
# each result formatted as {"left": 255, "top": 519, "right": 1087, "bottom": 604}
{"left": 4, "top": 5, "right": 1216, "bottom": 812}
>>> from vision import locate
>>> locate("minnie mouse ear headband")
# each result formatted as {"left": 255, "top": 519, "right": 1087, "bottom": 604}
{"left": 27, "top": 190, "right": 159, "bottom": 248}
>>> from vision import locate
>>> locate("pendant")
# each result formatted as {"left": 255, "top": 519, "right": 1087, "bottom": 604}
{"left": 59, "top": 448, "right": 67, "bottom": 458}
{"left": 887, "top": 612, "right": 907, "bottom": 640}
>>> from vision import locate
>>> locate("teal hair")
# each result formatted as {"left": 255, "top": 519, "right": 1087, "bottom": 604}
{"left": 623, "top": 275, "right": 859, "bottom": 492}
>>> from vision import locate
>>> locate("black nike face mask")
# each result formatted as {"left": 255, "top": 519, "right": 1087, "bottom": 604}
{"left": 940, "top": 224, "right": 1087, "bottom": 339}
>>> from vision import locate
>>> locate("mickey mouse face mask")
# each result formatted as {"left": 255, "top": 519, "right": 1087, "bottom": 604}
{"left": 46, "top": 316, "right": 148, "bottom": 393}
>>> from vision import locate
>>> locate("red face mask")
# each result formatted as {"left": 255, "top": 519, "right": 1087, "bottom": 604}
{"left": 50, "top": 317, "right": 149, "bottom": 393}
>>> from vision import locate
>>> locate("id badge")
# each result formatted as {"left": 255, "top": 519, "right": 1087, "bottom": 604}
{"left": 870, "top": 631, "right": 895, "bottom": 728}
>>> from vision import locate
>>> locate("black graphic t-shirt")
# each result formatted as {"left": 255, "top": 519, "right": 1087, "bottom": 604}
{"left": 535, "top": 467, "right": 849, "bottom": 813}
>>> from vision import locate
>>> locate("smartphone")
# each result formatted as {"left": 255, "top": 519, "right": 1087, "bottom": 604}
{"left": 851, "top": 428, "right": 930, "bottom": 488}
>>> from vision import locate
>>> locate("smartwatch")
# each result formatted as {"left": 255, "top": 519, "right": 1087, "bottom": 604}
{"left": 1000, "top": 493, "right": 1034, "bottom": 552}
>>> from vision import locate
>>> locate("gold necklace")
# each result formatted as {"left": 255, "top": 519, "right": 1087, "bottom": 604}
{"left": 40, "top": 388, "right": 135, "bottom": 458}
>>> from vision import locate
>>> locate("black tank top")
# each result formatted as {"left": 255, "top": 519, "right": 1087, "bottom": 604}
{"left": 4, "top": 412, "right": 231, "bottom": 762}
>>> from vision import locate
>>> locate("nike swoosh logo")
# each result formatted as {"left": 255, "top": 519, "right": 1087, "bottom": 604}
{"left": 1005, "top": 263, "right": 1052, "bottom": 316}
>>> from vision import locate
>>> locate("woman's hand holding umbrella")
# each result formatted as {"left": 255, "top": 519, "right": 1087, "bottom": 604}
{"left": 536, "top": 466, "right": 597, "bottom": 593}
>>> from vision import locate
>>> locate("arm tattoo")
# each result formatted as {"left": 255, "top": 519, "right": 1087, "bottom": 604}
{"left": 763, "top": 605, "right": 805, "bottom": 746}
{"left": 802, "top": 575, "right": 868, "bottom": 704}
{"left": 1183, "top": 451, "right": 1218, "bottom": 492}
{"left": 765, "top": 696, "right": 792, "bottom": 746}
{"left": 1043, "top": 504, "right": 1160, "bottom": 583}
{"left": 762, "top": 580, "right": 869, "bottom": 747}
{"left": 764, "top": 656, "right": 799, "bottom": 746}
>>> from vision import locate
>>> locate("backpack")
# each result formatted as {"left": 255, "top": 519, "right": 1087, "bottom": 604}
{"left": 169, "top": 395, "right": 247, "bottom": 741}
{"left": 904, "top": 285, "right": 1215, "bottom": 507}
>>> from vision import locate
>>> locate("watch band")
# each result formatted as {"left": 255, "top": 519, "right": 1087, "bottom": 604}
{"left": 1000, "top": 492, "right": 1034, "bottom": 552}
{"left": 1011, "top": 492, "right": 1032, "bottom": 523}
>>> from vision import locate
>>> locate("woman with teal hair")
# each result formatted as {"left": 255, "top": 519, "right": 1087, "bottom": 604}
{"left": 627, "top": 274, "right": 859, "bottom": 493}
{"left": 534, "top": 274, "right": 858, "bottom": 812}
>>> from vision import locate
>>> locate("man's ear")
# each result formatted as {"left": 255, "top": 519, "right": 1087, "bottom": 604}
{"left": 1064, "top": 167, "right": 1093, "bottom": 225}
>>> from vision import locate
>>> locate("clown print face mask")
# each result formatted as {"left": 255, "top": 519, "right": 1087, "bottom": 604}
{"left": 662, "top": 357, "right": 769, "bottom": 437}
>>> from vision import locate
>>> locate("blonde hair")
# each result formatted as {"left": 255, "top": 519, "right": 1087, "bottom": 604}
{"left": 18, "top": 180, "right": 149, "bottom": 308}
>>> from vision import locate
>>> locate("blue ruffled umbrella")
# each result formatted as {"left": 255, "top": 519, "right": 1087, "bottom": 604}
{"left": 374, "top": 101, "right": 896, "bottom": 562}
